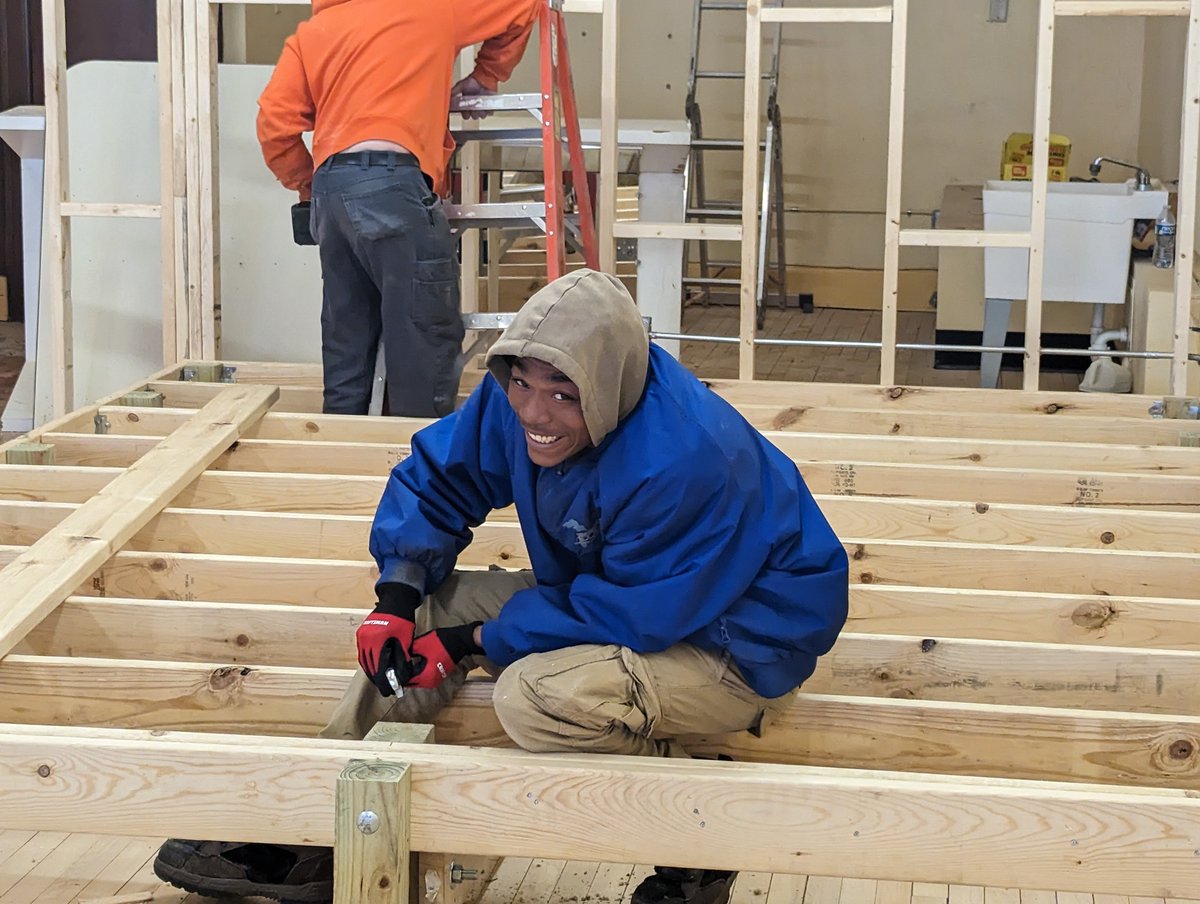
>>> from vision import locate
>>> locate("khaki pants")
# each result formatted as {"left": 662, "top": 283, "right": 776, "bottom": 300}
{"left": 321, "top": 570, "right": 787, "bottom": 757}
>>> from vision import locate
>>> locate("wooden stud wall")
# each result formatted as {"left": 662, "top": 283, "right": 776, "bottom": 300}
{"left": 0, "top": 364, "right": 1198, "bottom": 897}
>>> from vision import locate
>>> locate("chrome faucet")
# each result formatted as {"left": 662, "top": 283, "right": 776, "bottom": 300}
{"left": 1089, "top": 156, "right": 1152, "bottom": 191}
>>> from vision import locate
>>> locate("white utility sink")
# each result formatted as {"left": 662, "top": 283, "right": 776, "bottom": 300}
{"left": 983, "top": 179, "right": 1167, "bottom": 304}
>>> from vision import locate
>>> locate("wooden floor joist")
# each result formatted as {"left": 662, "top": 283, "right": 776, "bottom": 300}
{"left": 0, "top": 363, "right": 1198, "bottom": 899}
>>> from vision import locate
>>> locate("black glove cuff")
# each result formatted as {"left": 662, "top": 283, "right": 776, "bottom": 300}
{"left": 440, "top": 621, "right": 485, "bottom": 662}
{"left": 375, "top": 582, "right": 421, "bottom": 620}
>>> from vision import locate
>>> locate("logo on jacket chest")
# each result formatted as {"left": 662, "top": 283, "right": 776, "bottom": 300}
{"left": 562, "top": 516, "right": 600, "bottom": 550}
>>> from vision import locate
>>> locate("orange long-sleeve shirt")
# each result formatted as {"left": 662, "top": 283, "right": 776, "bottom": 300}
{"left": 257, "top": 0, "right": 540, "bottom": 199}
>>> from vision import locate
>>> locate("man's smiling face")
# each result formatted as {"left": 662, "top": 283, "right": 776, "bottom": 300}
{"left": 506, "top": 357, "right": 592, "bottom": 467}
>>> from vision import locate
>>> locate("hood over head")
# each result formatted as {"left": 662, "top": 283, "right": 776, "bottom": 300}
{"left": 486, "top": 269, "right": 649, "bottom": 448}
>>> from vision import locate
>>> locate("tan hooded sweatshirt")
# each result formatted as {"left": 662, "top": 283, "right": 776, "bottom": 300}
{"left": 485, "top": 269, "right": 649, "bottom": 447}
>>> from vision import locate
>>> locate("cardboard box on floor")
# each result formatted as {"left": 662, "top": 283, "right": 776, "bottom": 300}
{"left": 1000, "top": 131, "right": 1071, "bottom": 182}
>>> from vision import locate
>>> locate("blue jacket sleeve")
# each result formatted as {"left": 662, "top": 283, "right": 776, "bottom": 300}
{"left": 481, "top": 455, "right": 766, "bottom": 662}
{"left": 370, "top": 378, "right": 516, "bottom": 594}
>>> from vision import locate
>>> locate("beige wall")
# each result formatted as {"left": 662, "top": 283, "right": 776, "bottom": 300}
{"left": 234, "top": 3, "right": 1165, "bottom": 274}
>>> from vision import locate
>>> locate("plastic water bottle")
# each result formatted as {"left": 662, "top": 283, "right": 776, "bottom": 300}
{"left": 1153, "top": 204, "right": 1176, "bottom": 269}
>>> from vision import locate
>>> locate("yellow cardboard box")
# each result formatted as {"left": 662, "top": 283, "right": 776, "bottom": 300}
{"left": 1000, "top": 131, "right": 1071, "bottom": 182}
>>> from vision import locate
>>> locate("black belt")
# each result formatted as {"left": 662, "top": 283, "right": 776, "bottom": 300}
{"left": 327, "top": 150, "right": 420, "bottom": 168}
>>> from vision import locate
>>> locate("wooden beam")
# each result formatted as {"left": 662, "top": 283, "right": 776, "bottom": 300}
{"left": 3, "top": 725, "right": 1200, "bottom": 897}
{"left": 9, "top": 627, "right": 1200, "bottom": 717}
{"left": 597, "top": 0, "right": 618, "bottom": 272}
{"left": 150, "top": 380, "right": 320, "bottom": 412}
{"left": 59, "top": 202, "right": 163, "bottom": 218}
{"left": 84, "top": 408, "right": 1200, "bottom": 476}
{"left": 1172, "top": 1, "right": 1200, "bottom": 393}
{"left": 0, "top": 386, "right": 278, "bottom": 660}
{"left": 4, "top": 493, "right": 1195, "bottom": 558}
{"left": 849, "top": 585, "right": 1200, "bottom": 650}
{"left": 1055, "top": 0, "right": 1190, "bottom": 15}
{"left": 739, "top": 0, "right": 762, "bottom": 381}
{"left": 760, "top": 6, "right": 892, "bottom": 22}
{"left": 6, "top": 649, "right": 1200, "bottom": 793}
{"left": 1022, "top": 0, "right": 1056, "bottom": 389}
{"left": 41, "top": 0, "right": 73, "bottom": 418}
{"left": 18, "top": 589, "right": 1200, "bottom": 670}
{"left": 879, "top": 0, "right": 908, "bottom": 384}
{"left": 0, "top": 530, "right": 1193, "bottom": 600}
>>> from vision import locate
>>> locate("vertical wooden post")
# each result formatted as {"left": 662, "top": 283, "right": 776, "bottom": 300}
{"left": 157, "top": 0, "right": 178, "bottom": 367}
{"left": 458, "top": 47, "right": 482, "bottom": 316}
{"left": 182, "top": 0, "right": 203, "bottom": 361}
{"left": 169, "top": 0, "right": 189, "bottom": 364}
{"left": 739, "top": 0, "right": 763, "bottom": 381}
{"left": 196, "top": 0, "right": 221, "bottom": 358}
{"left": 879, "top": 0, "right": 908, "bottom": 385}
{"left": 42, "top": 0, "right": 73, "bottom": 417}
{"left": 1172, "top": 0, "right": 1200, "bottom": 395}
{"left": 1022, "top": 0, "right": 1056, "bottom": 391}
{"left": 598, "top": 0, "right": 619, "bottom": 273}
{"left": 334, "top": 760, "right": 411, "bottom": 904}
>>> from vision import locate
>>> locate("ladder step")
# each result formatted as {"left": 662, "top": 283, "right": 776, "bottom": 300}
{"left": 451, "top": 93, "right": 544, "bottom": 114}
{"left": 700, "top": 1, "right": 748, "bottom": 8}
{"left": 446, "top": 202, "right": 547, "bottom": 229}
{"left": 687, "top": 207, "right": 742, "bottom": 220}
{"left": 695, "top": 70, "right": 775, "bottom": 79}
{"left": 691, "top": 138, "right": 768, "bottom": 151}
{"left": 452, "top": 127, "right": 550, "bottom": 144}
{"left": 683, "top": 276, "right": 741, "bottom": 287}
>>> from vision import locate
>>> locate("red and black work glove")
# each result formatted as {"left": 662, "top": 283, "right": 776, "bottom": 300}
{"left": 406, "top": 622, "right": 485, "bottom": 690}
{"left": 356, "top": 583, "right": 422, "bottom": 697}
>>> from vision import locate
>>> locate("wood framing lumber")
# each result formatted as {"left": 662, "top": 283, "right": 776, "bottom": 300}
{"left": 878, "top": 0, "right": 908, "bottom": 384}
{"left": 733, "top": 405, "right": 1200, "bottom": 446}
{"left": 159, "top": 375, "right": 1167, "bottom": 421}
{"left": 21, "top": 440, "right": 1200, "bottom": 509}
{"left": 334, "top": 759, "right": 410, "bottom": 904}
{"left": 1, "top": 530, "right": 1194, "bottom": 600}
{"left": 0, "top": 531, "right": 1194, "bottom": 599}
{"left": 16, "top": 589, "right": 1200, "bottom": 671}
{"left": 150, "top": 380, "right": 321, "bottom": 412}
{"left": 702, "top": 380, "right": 1168, "bottom": 418}
{"left": 848, "top": 585, "right": 1200, "bottom": 650}
{"left": 3, "top": 494, "right": 1196, "bottom": 556}
{"left": 74, "top": 407, "right": 1200, "bottom": 476}
{"left": 431, "top": 683, "right": 1200, "bottom": 791}
{"left": 4, "top": 443, "right": 55, "bottom": 465}
{"left": 8, "top": 630, "right": 1200, "bottom": 720}
{"left": 0, "top": 385, "right": 278, "bottom": 660}
{"left": 1056, "top": 1, "right": 1190, "bottom": 14}
{"left": 3, "top": 725, "right": 1200, "bottom": 896}
{"left": 1172, "top": 5, "right": 1200, "bottom": 394}
{"left": 6, "top": 653, "right": 1200, "bottom": 790}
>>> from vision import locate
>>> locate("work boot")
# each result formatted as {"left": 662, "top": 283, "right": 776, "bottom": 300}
{"left": 631, "top": 867, "right": 737, "bottom": 904}
{"left": 152, "top": 838, "right": 333, "bottom": 904}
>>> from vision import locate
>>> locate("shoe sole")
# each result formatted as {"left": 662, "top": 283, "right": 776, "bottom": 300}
{"left": 153, "top": 856, "right": 332, "bottom": 904}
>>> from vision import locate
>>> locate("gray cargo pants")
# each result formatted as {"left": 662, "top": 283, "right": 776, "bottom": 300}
{"left": 310, "top": 151, "right": 465, "bottom": 417}
{"left": 320, "top": 570, "right": 789, "bottom": 757}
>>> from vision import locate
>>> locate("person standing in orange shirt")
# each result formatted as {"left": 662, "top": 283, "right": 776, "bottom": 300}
{"left": 256, "top": 0, "right": 542, "bottom": 418}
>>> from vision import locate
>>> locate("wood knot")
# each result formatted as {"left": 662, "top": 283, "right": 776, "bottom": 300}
{"left": 875, "top": 669, "right": 891, "bottom": 681}
{"left": 975, "top": 502, "right": 989, "bottom": 514}
{"left": 860, "top": 572, "right": 874, "bottom": 584}
{"left": 1100, "top": 531, "right": 1115, "bottom": 545}
{"left": 304, "top": 421, "right": 320, "bottom": 433}
{"left": 127, "top": 413, "right": 141, "bottom": 423}
{"left": 209, "top": 666, "right": 252, "bottom": 692}
{"left": 886, "top": 386, "right": 906, "bottom": 400}
{"left": 851, "top": 544, "right": 867, "bottom": 561}
{"left": 1071, "top": 601, "right": 1116, "bottom": 630}
{"left": 889, "top": 423, "right": 902, "bottom": 434}
{"left": 234, "top": 634, "right": 251, "bottom": 648}
{"left": 1169, "top": 739, "right": 1195, "bottom": 760}
{"left": 36, "top": 764, "right": 51, "bottom": 778}
{"left": 499, "top": 550, "right": 512, "bottom": 560}
{"left": 968, "top": 453, "right": 982, "bottom": 463}
{"left": 1043, "top": 403, "right": 1060, "bottom": 414}
{"left": 771, "top": 407, "right": 807, "bottom": 430}
{"left": 148, "top": 558, "right": 168, "bottom": 573}
{"left": 920, "top": 638, "right": 937, "bottom": 653}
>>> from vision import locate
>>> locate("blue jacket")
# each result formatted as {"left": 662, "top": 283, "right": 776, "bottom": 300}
{"left": 370, "top": 345, "right": 849, "bottom": 699}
